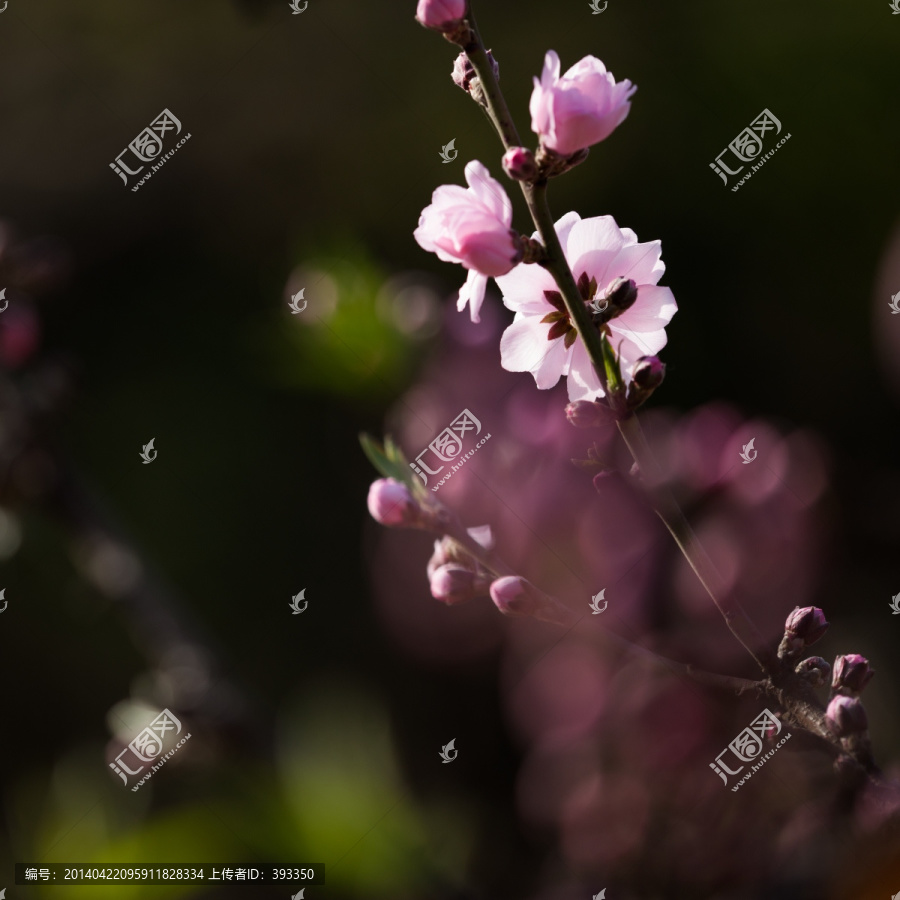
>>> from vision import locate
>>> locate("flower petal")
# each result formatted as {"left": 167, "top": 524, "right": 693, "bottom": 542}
{"left": 457, "top": 270, "right": 488, "bottom": 323}
{"left": 464, "top": 160, "right": 512, "bottom": 225}
{"left": 565, "top": 215, "right": 629, "bottom": 269}
{"left": 500, "top": 315, "right": 568, "bottom": 389}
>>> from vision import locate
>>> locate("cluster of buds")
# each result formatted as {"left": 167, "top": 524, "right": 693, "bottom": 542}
{"left": 367, "top": 476, "right": 574, "bottom": 625}
{"left": 780, "top": 606, "right": 876, "bottom": 755}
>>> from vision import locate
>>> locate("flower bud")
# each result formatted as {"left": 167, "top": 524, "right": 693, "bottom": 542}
{"left": 490, "top": 576, "right": 542, "bottom": 617}
{"left": 367, "top": 478, "right": 418, "bottom": 527}
{"left": 781, "top": 606, "right": 829, "bottom": 655}
{"left": 416, "top": 0, "right": 467, "bottom": 31}
{"left": 625, "top": 356, "right": 666, "bottom": 411}
{"left": 490, "top": 576, "right": 575, "bottom": 625}
{"left": 565, "top": 399, "right": 616, "bottom": 429}
{"left": 794, "top": 656, "right": 831, "bottom": 687}
{"left": 632, "top": 356, "right": 666, "bottom": 391}
{"left": 430, "top": 564, "right": 479, "bottom": 605}
{"left": 604, "top": 276, "right": 638, "bottom": 314}
{"left": 452, "top": 50, "right": 498, "bottom": 95}
{"left": 502, "top": 147, "right": 537, "bottom": 182}
{"left": 832, "top": 654, "right": 875, "bottom": 694}
{"left": 825, "top": 695, "right": 868, "bottom": 738}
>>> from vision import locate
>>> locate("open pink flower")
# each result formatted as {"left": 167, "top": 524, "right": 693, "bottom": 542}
{"left": 495, "top": 212, "right": 677, "bottom": 401}
{"left": 414, "top": 160, "right": 519, "bottom": 323}
{"left": 530, "top": 51, "right": 636, "bottom": 157}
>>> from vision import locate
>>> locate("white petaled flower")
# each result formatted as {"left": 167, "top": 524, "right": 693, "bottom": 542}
{"left": 495, "top": 212, "right": 677, "bottom": 401}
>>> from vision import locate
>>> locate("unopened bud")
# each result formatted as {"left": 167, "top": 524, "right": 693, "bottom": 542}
{"left": 826, "top": 695, "right": 868, "bottom": 737}
{"left": 452, "top": 49, "right": 498, "bottom": 97}
{"left": 502, "top": 147, "right": 537, "bottom": 182}
{"left": 430, "top": 564, "right": 479, "bottom": 605}
{"left": 626, "top": 356, "right": 666, "bottom": 411}
{"left": 489, "top": 576, "right": 574, "bottom": 625}
{"left": 604, "top": 276, "right": 638, "bottom": 314}
{"left": 781, "top": 606, "right": 829, "bottom": 657}
{"left": 794, "top": 656, "right": 831, "bottom": 687}
{"left": 416, "top": 0, "right": 467, "bottom": 31}
{"left": 367, "top": 478, "right": 418, "bottom": 527}
{"left": 565, "top": 399, "right": 616, "bottom": 429}
{"left": 832, "top": 654, "right": 875, "bottom": 694}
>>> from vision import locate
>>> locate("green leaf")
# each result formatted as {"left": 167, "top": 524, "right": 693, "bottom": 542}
{"left": 359, "top": 433, "right": 428, "bottom": 500}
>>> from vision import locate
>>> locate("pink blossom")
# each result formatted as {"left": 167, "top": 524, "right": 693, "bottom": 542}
{"left": 414, "top": 160, "right": 519, "bottom": 323}
{"left": 415, "top": 0, "right": 466, "bottom": 31}
{"left": 529, "top": 50, "right": 636, "bottom": 157}
{"left": 495, "top": 212, "right": 677, "bottom": 401}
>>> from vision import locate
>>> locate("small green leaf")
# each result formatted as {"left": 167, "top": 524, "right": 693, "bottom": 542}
{"left": 600, "top": 335, "right": 624, "bottom": 395}
{"left": 360, "top": 434, "right": 430, "bottom": 500}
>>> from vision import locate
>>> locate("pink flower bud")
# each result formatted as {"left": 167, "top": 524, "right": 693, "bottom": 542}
{"left": 490, "top": 576, "right": 540, "bottom": 617}
{"left": 825, "top": 695, "right": 868, "bottom": 737}
{"left": 414, "top": 160, "right": 519, "bottom": 323}
{"left": 501, "top": 147, "right": 537, "bottom": 182}
{"left": 430, "top": 564, "right": 478, "bottom": 605}
{"left": 832, "top": 654, "right": 875, "bottom": 694}
{"left": 794, "top": 656, "right": 831, "bottom": 687}
{"left": 367, "top": 478, "right": 418, "bottom": 527}
{"left": 529, "top": 50, "right": 636, "bottom": 157}
{"left": 783, "top": 606, "right": 829, "bottom": 650}
{"left": 416, "top": 0, "right": 466, "bottom": 31}
{"left": 565, "top": 399, "right": 616, "bottom": 429}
